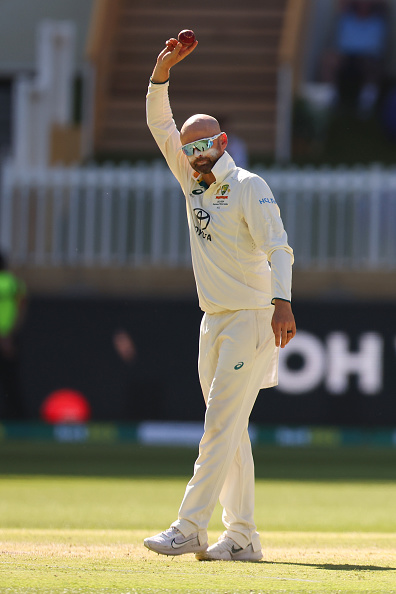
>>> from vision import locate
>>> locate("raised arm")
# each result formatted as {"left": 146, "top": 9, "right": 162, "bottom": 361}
{"left": 147, "top": 36, "right": 199, "bottom": 185}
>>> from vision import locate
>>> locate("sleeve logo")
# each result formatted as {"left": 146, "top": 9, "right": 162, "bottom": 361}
{"left": 259, "top": 197, "right": 276, "bottom": 205}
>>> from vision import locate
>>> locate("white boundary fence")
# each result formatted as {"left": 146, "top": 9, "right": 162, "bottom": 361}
{"left": 1, "top": 159, "right": 396, "bottom": 270}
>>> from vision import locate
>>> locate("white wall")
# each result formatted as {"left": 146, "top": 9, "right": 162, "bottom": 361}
{"left": 0, "top": 0, "right": 94, "bottom": 74}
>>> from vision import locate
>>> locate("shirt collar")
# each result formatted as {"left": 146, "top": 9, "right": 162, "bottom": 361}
{"left": 211, "top": 151, "right": 236, "bottom": 184}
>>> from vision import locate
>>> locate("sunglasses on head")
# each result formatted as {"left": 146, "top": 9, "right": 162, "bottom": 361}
{"left": 181, "top": 132, "right": 223, "bottom": 156}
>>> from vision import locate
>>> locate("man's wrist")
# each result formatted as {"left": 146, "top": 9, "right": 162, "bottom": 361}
{"left": 150, "top": 77, "right": 169, "bottom": 85}
{"left": 151, "top": 65, "right": 170, "bottom": 84}
{"left": 271, "top": 297, "right": 291, "bottom": 306}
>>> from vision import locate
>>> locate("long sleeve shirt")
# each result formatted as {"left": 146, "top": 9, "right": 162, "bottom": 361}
{"left": 146, "top": 80, "right": 294, "bottom": 314}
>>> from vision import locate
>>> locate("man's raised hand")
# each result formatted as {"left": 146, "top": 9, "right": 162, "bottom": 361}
{"left": 151, "top": 37, "right": 198, "bottom": 83}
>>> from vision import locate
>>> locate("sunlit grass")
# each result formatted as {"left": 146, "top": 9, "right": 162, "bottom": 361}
{"left": 1, "top": 529, "right": 396, "bottom": 593}
{"left": 1, "top": 442, "right": 396, "bottom": 592}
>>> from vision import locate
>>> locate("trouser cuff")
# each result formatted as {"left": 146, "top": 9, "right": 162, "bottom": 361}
{"left": 226, "top": 529, "right": 262, "bottom": 552}
{"left": 251, "top": 532, "right": 262, "bottom": 552}
{"left": 171, "top": 519, "right": 208, "bottom": 545}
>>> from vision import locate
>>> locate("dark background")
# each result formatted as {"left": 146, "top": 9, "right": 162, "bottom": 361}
{"left": 3, "top": 297, "right": 395, "bottom": 426}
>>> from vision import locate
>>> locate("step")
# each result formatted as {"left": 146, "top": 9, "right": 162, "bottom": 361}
{"left": 109, "top": 84, "right": 278, "bottom": 104}
{"left": 103, "top": 98, "right": 277, "bottom": 115}
{"left": 98, "top": 120, "right": 277, "bottom": 142}
{"left": 113, "top": 45, "right": 279, "bottom": 60}
{"left": 119, "top": 6, "right": 287, "bottom": 22}
{"left": 115, "top": 27, "right": 282, "bottom": 42}
{"left": 119, "top": 0, "right": 287, "bottom": 14}
{"left": 107, "top": 64, "right": 279, "bottom": 91}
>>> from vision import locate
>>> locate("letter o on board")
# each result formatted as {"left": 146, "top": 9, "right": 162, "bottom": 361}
{"left": 277, "top": 331, "right": 325, "bottom": 394}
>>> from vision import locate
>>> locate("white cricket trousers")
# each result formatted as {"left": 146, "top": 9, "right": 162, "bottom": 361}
{"left": 172, "top": 308, "right": 279, "bottom": 551}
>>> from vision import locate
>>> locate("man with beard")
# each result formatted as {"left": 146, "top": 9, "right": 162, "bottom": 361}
{"left": 144, "top": 36, "right": 296, "bottom": 562}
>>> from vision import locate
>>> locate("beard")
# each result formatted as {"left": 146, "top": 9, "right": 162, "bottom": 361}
{"left": 187, "top": 148, "right": 221, "bottom": 174}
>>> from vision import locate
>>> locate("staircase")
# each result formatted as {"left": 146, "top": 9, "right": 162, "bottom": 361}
{"left": 87, "top": 0, "right": 306, "bottom": 161}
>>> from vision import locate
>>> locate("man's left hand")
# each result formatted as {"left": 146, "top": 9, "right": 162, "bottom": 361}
{"left": 271, "top": 299, "right": 296, "bottom": 348}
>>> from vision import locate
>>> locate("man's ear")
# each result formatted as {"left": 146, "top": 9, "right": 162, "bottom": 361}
{"left": 220, "top": 132, "right": 228, "bottom": 150}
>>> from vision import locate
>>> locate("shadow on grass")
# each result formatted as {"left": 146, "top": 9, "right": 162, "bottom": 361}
{"left": 1, "top": 443, "right": 396, "bottom": 481}
{"left": 263, "top": 561, "right": 396, "bottom": 572}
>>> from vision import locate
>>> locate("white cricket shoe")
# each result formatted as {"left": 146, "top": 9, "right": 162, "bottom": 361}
{"left": 144, "top": 527, "right": 208, "bottom": 556}
{"left": 196, "top": 535, "right": 263, "bottom": 561}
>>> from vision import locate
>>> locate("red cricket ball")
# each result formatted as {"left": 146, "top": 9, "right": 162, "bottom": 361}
{"left": 178, "top": 29, "right": 196, "bottom": 46}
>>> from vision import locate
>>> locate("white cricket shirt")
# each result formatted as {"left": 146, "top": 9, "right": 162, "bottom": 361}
{"left": 146, "top": 80, "right": 294, "bottom": 314}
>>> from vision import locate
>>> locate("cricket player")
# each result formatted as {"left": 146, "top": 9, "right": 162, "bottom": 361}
{"left": 144, "top": 36, "right": 296, "bottom": 561}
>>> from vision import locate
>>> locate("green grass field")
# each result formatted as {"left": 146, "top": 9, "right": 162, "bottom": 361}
{"left": 1, "top": 442, "right": 396, "bottom": 593}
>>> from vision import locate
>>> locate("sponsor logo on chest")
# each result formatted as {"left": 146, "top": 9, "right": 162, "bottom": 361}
{"left": 193, "top": 208, "right": 212, "bottom": 241}
{"left": 213, "top": 184, "right": 231, "bottom": 208}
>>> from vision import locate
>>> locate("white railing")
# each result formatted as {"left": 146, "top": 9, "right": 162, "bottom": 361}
{"left": 1, "top": 160, "right": 396, "bottom": 270}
